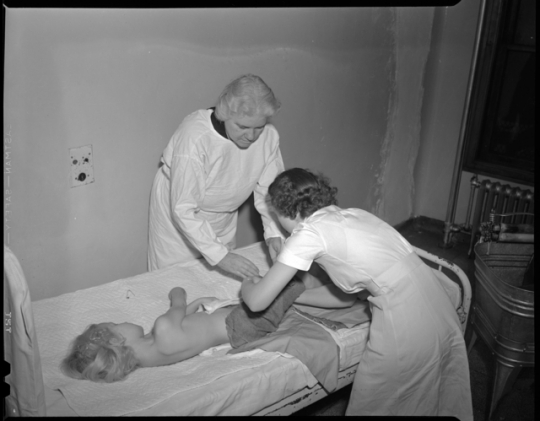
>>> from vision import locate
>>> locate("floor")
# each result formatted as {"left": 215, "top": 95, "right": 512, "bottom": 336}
{"left": 292, "top": 217, "right": 535, "bottom": 420}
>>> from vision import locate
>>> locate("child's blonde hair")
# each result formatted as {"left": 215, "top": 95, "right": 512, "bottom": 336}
{"left": 61, "top": 324, "right": 139, "bottom": 383}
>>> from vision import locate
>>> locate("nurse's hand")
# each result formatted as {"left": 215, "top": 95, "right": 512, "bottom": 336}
{"left": 266, "top": 237, "right": 283, "bottom": 263}
{"left": 217, "top": 252, "right": 260, "bottom": 279}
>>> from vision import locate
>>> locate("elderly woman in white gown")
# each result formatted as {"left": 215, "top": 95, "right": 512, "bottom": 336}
{"left": 148, "top": 74, "right": 285, "bottom": 279}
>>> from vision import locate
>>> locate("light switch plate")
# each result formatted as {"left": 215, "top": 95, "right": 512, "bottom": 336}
{"left": 70, "top": 145, "right": 95, "bottom": 188}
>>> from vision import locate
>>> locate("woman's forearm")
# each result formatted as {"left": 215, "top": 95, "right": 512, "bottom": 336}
{"left": 294, "top": 284, "right": 357, "bottom": 308}
{"left": 241, "top": 262, "right": 298, "bottom": 312}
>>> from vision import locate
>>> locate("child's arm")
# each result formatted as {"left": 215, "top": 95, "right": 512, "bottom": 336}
{"left": 157, "top": 289, "right": 217, "bottom": 324}
{"left": 157, "top": 287, "right": 189, "bottom": 326}
{"left": 294, "top": 284, "right": 357, "bottom": 308}
{"left": 241, "top": 262, "right": 298, "bottom": 312}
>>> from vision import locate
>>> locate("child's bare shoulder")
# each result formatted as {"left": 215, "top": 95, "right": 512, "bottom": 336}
{"left": 152, "top": 315, "right": 187, "bottom": 351}
{"left": 153, "top": 313, "right": 178, "bottom": 334}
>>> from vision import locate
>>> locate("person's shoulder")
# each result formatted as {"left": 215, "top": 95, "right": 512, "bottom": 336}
{"left": 180, "top": 109, "right": 212, "bottom": 130}
{"left": 251, "top": 123, "right": 280, "bottom": 155}
{"left": 307, "top": 206, "right": 356, "bottom": 228}
{"left": 312, "top": 205, "right": 342, "bottom": 219}
{"left": 264, "top": 122, "right": 278, "bottom": 133}
{"left": 262, "top": 123, "right": 280, "bottom": 142}
{"left": 296, "top": 208, "right": 336, "bottom": 232}
{"left": 152, "top": 313, "right": 186, "bottom": 352}
{"left": 341, "top": 207, "right": 382, "bottom": 222}
{"left": 173, "top": 110, "right": 215, "bottom": 145}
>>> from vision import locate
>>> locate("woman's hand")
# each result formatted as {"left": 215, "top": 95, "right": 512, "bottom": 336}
{"left": 217, "top": 252, "right": 260, "bottom": 279}
{"left": 266, "top": 237, "right": 283, "bottom": 262}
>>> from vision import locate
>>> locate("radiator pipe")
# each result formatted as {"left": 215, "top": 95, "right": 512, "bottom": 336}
{"left": 440, "top": 0, "right": 487, "bottom": 249}
{"left": 463, "top": 174, "right": 481, "bottom": 231}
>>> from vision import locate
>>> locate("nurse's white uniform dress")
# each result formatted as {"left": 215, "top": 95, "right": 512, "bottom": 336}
{"left": 148, "top": 109, "right": 285, "bottom": 271}
{"left": 277, "top": 205, "right": 473, "bottom": 420}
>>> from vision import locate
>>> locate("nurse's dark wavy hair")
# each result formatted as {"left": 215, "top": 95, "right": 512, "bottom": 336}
{"left": 268, "top": 168, "right": 338, "bottom": 219}
{"left": 215, "top": 74, "right": 281, "bottom": 121}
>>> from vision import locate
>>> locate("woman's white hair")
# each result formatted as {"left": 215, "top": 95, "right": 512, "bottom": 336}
{"left": 215, "top": 74, "right": 281, "bottom": 121}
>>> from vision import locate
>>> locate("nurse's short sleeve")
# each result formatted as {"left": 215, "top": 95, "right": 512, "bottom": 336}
{"left": 277, "top": 226, "right": 324, "bottom": 271}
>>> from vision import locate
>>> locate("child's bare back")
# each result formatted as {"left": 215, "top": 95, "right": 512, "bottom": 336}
{"left": 149, "top": 306, "right": 234, "bottom": 367}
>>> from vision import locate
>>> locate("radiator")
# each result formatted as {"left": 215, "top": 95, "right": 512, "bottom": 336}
{"left": 466, "top": 176, "right": 534, "bottom": 255}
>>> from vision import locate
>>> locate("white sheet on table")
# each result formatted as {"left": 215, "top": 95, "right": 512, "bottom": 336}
{"left": 33, "top": 242, "right": 372, "bottom": 416}
{"left": 32, "top": 243, "right": 283, "bottom": 416}
{"left": 130, "top": 322, "right": 370, "bottom": 416}
{"left": 43, "top": 321, "right": 370, "bottom": 416}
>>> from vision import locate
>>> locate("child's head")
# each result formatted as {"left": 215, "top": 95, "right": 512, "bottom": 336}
{"left": 61, "top": 323, "right": 139, "bottom": 383}
{"left": 268, "top": 168, "right": 338, "bottom": 220}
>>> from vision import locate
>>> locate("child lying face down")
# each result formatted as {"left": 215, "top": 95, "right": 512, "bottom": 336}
{"left": 61, "top": 267, "right": 357, "bottom": 383}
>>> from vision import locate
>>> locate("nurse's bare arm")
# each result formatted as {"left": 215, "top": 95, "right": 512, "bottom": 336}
{"left": 295, "top": 262, "right": 332, "bottom": 289}
{"left": 241, "top": 262, "right": 298, "bottom": 312}
{"left": 217, "top": 252, "right": 260, "bottom": 279}
{"left": 294, "top": 284, "right": 357, "bottom": 308}
{"left": 243, "top": 263, "right": 355, "bottom": 309}
{"left": 293, "top": 264, "right": 356, "bottom": 307}
{"left": 266, "top": 237, "right": 283, "bottom": 263}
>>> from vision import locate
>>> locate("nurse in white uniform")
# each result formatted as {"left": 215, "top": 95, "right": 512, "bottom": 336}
{"left": 241, "top": 168, "right": 473, "bottom": 420}
{"left": 148, "top": 74, "right": 285, "bottom": 278}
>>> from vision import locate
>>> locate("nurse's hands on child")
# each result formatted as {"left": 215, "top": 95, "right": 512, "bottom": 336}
{"left": 266, "top": 237, "right": 283, "bottom": 263}
{"left": 217, "top": 252, "right": 260, "bottom": 280}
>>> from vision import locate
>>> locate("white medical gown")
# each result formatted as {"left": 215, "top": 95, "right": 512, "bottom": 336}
{"left": 148, "top": 109, "right": 285, "bottom": 271}
{"left": 277, "top": 206, "right": 473, "bottom": 420}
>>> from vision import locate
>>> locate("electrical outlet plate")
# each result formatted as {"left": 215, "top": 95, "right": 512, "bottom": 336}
{"left": 70, "top": 145, "right": 95, "bottom": 188}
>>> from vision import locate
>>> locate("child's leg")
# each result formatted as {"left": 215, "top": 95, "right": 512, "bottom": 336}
{"left": 226, "top": 276, "right": 306, "bottom": 348}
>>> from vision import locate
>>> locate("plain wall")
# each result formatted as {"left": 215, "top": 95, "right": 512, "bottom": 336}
{"left": 414, "top": 2, "right": 482, "bottom": 222}
{"left": 414, "top": 2, "right": 534, "bottom": 227}
{"left": 5, "top": 5, "right": 482, "bottom": 301}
